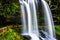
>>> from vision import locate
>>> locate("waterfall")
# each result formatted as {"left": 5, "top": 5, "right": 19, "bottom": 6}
{"left": 41, "top": 0, "right": 56, "bottom": 40}
{"left": 28, "top": 0, "right": 39, "bottom": 36}
{"left": 19, "top": 0, "right": 40, "bottom": 40}
{"left": 19, "top": 0, "right": 28, "bottom": 35}
{"left": 19, "top": 0, "right": 32, "bottom": 35}
{"left": 19, "top": 0, "right": 57, "bottom": 40}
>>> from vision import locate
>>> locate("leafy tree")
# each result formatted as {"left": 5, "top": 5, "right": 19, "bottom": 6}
{"left": 0, "top": 0, "right": 20, "bottom": 18}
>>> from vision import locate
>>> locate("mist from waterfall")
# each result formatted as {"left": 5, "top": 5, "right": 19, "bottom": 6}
{"left": 19, "top": 0, "right": 57, "bottom": 40}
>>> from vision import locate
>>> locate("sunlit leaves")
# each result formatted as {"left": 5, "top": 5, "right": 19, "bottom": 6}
{"left": 0, "top": 29, "right": 23, "bottom": 40}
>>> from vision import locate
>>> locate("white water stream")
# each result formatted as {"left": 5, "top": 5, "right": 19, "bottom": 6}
{"left": 41, "top": 0, "right": 56, "bottom": 40}
{"left": 19, "top": 0, "right": 57, "bottom": 40}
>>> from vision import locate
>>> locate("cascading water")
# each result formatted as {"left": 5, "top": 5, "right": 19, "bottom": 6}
{"left": 41, "top": 0, "right": 56, "bottom": 40}
{"left": 28, "top": 0, "right": 39, "bottom": 36}
{"left": 19, "top": 0, "right": 32, "bottom": 35}
{"left": 19, "top": 0, "right": 28, "bottom": 35}
{"left": 19, "top": 0, "right": 57, "bottom": 40}
{"left": 19, "top": 0, "right": 40, "bottom": 40}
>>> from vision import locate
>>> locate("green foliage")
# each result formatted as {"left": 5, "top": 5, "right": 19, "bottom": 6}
{"left": 55, "top": 25, "right": 60, "bottom": 35}
{"left": 0, "top": 0, "right": 20, "bottom": 18}
{"left": 50, "top": 0, "right": 60, "bottom": 23}
{"left": 0, "top": 29, "right": 23, "bottom": 40}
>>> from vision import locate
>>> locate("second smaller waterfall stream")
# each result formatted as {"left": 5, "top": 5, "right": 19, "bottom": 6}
{"left": 41, "top": 0, "right": 56, "bottom": 40}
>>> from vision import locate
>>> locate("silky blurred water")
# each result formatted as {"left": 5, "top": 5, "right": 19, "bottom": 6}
{"left": 19, "top": 0, "right": 57, "bottom": 40}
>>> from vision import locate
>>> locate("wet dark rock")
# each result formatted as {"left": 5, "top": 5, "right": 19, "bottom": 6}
{"left": 39, "top": 30, "right": 46, "bottom": 38}
{"left": 23, "top": 35, "right": 31, "bottom": 40}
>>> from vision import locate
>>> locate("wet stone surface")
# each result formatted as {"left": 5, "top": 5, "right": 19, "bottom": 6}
{"left": 23, "top": 35, "right": 31, "bottom": 40}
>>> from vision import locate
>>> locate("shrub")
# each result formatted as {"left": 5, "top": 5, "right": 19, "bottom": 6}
{"left": 0, "top": 29, "right": 23, "bottom": 40}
